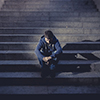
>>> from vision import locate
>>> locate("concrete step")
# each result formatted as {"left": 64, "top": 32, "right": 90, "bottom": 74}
{"left": 4, "top": 0, "right": 94, "bottom": 2}
{"left": 0, "top": 59, "right": 100, "bottom": 70}
{"left": 4, "top": 0, "right": 94, "bottom": 4}
{"left": 0, "top": 85, "right": 100, "bottom": 94}
{"left": 0, "top": 42, "right": 100, "bottom": 50}
{"left": 0, "top": 50, "right": 100, "bottom": 60}
{"left": 0, "top": 34, "right": 100, "bottom": 42}
{"left": 0, "top": 22, "right": 100, "bottom": 28}
{"left": 49, "top": 17, "right": 100, "bottom": 22}
{"left": 0, "top": 12, "right": 100, "bottom": 17}
{"left": 3, "top": 5, "right": 96, "bottom": 9}
{"left": 0, "top": 60, "right": 99, "bottom": 72}
{"left": 4, "top": 2, "right": 95, "bottom": 7}
{"left": 0, "top": 72, "right": 100, "bottom": 85}
{"left": 1, "top": 16, "right": 100, "bottom": 22}
{"left": 0, "top": 27, "right": 100, "bottom": 34}
{"left": 2, "top": 8, "right": 97, "bottom": 12}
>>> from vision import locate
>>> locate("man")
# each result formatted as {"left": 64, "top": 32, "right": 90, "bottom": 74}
{"left": 35, "top": 30, "right": 62, "bottom": 78}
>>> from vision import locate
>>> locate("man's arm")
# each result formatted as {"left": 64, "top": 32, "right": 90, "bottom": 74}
{"left": 34, "top": 39, "right": 45, "bottom": 60}
{"left": 35, "top": 39, "right": 52, "bottom": 62}
{"left": 50, "top": 40, "right": 62, "bottom": 58}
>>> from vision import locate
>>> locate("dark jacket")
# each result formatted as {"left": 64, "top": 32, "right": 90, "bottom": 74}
{"left": 35, "top": 35, "right": 62, "bottom": 59}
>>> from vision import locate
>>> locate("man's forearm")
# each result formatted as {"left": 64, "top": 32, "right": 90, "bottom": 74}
{"left": 43, "top": 56, "right": 52, "bottom": 62}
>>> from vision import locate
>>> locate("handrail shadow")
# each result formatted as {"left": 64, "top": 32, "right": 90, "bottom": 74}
{"left": 56, "top": 39, "right": 100, "bottom": 76}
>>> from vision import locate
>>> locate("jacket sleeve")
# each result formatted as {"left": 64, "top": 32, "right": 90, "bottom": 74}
{"left": 34, "top": 39, "right": 45, "bottom": 59}
{"left": 50, "top": 40, "right": 62, "bottom": 58}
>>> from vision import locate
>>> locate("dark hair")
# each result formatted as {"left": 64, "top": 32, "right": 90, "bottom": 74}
{"left": 44, "top": 30, "right": 54, "bottom": 39}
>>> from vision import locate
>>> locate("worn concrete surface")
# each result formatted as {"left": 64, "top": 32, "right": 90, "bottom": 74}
{"left": 0, "top": 86, "right": 100, "bottom": 94}
{"left": 0, "top": 0, "right": 4, "bottom": 10}
{"left": 93, "top": 0, "right": 100, "bottom": 11}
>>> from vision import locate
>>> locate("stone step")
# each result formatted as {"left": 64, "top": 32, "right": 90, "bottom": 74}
{"left": 4, "top": 2, "right": 95, "bottom": 7}
{"left": 0, "top": 42, "right": 100, "bottom": 50}
{"left": 3, "top": 5, "right": 96, "bottom": 9}
{"left": 0, "top": 21, "right": 100, "bottom": 28}
{"left": 0, "top": 72, "right": 100, "bottom": 85}
{"left": 0, "top": 12, "right": 100, "bottom": 17}
{"left": 0, "top": 85, "right": 100, "bottom": 94}
{"left": 0, "top": 60, "right": 99, "bottom": 72}
{"left": 2, "top": 8, "right": 97, "bottom": 12}
{"left": 4, "top": 0, "right": 94, "bottom": 5}
{"left": 0, "top": 27, "right": 100, "bottom": 34}
{"left": 1, "top": 17, "right": 100, "bottom": 22}
{"left": 0, "top": 34, "right": 100, "bottom": 42}
{"left": 4, "top": 0, "right": 94, "bottom": 3}
{"left": 0, "top": 59, "right": 99, "bottom": 65}
{"left": 0, "top": 50, "right": 100, "bottom": 60}
{"left": 5, "top": 0, "right": 93, "bottom": 1}
{"left": 50, "top": 17, "right": 100, "bottom": 22}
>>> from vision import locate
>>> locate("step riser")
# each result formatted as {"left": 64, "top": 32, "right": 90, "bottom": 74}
{"left": 5, "top": 0, "right": 94, "bottom": 1}
{"left": 4, "top": 2, "right": 94, "bottom": 5}
{"left": 0, "top": 53, "right": 100, "bottom": 60}
{"left": 3, "top": 6, "right": 96, "bottom": 9}
{"left": 0, "top": 78, "right": 99, "bottom": 86}
{"left": 0, "top": 28, "right": 100, "bottom": 34}
{"left": 2, "top": 9, "right": 97, "bottom": 11}
{"left": 0, "top": 44, "right": 100, "bottom": 50}
{"left": 0, "top": 51, "right": 100, "bottom": 60}
{"left": 0, "top": 22, "right": 100, "bottom": 28}
{"left": 0, "top": 63, "right": 99, "bottom": 72}
{"left": 0, "top": 12, "right": 100, "bottom": 17}
{"left": 3, "top": 4, "right": 95, "bottom": 7}
{"left": 1, "top": 17, "right": 100, "bottom": 22}
{"left": 3, "top": 2, "right": 95, "bottom": 5}
{"left": 0, "top": 35, "right": 100, "bottom": 42}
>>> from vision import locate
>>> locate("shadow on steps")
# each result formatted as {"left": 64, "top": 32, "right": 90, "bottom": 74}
{"left": 56, "top": 39, "right": 100, "bottom": 74}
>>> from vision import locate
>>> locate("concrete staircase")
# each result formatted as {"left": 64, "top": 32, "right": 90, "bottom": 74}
{"left": 0, "top": 0, "right": 100, "bottom": 94}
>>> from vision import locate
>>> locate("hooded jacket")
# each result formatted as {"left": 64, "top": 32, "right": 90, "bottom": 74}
{"left": 35, "top": 35, "right": 62, "bottom": 60}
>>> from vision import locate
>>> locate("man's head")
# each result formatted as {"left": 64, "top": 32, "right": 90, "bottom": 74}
{"left": 44, "top": 30, "right": 54, "bottom": 44}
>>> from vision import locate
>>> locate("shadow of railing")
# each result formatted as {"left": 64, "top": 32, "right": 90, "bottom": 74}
{"left": 56, "top": 40, "right": 100, "bottom": 75}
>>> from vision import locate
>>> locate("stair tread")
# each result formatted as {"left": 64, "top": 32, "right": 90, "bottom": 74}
{"left": 0, "top": 27, "right": 100, "bottom": 29}
{"left": 0, "top": 50, "right": 100, "bottom": 54}
{"left": 0, "top": 60, "right": 100, "bottom": 65}
{"left": 0, "top": 85, "right": 100, "bottom": 94}
{"left": 0, "top": 33, "right": 100, "bottom": 36}
{"left": 0, "top": 42, "right": 100, "bottom": 44}
{"left": 0, "top": 71, "right": 100, "bottom": 78}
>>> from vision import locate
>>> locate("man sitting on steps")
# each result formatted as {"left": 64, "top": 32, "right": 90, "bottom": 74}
{"left": 35, "top": 30, "right": 62, "bottom": 78}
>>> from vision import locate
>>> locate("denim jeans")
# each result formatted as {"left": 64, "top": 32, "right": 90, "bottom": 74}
{"left": 37, "top": 50, "right": 58, "bottom": 70}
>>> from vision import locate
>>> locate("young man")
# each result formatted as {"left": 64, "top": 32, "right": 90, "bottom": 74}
{"left": 35, "top": 30, "right": 62, "bottom": 78}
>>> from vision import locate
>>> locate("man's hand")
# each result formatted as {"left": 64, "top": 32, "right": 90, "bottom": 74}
{"left": 43, "top": 56, "right": 52, "bottom": 62}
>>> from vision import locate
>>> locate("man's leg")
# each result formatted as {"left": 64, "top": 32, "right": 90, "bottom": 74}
{"left": 37, "top": 56, "right": 50, "bottom": 78}
{"left": 49, "top": 50, "right": 62, "bottom": 78}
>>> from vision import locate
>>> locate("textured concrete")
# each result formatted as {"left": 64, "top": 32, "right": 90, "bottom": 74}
{"left": 0, "top": 0, "right": 100, "bottom": 94}
{"left": 0, "top": 86, "right": 100, "bottom": 94}
{"left": 93, "top": 0, "right": 100, "bottom": 11}
{"left": 0, "top": 0, "right": 4, "bottom": 10}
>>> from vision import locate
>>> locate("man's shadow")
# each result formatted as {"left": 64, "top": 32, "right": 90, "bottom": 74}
{"left": 56, "top": 39, "right": 100, "bottom": 76}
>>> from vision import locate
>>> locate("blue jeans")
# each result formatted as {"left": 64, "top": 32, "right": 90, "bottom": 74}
{"left": 37, "top": 51, "right": 58, "bottom": 70}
